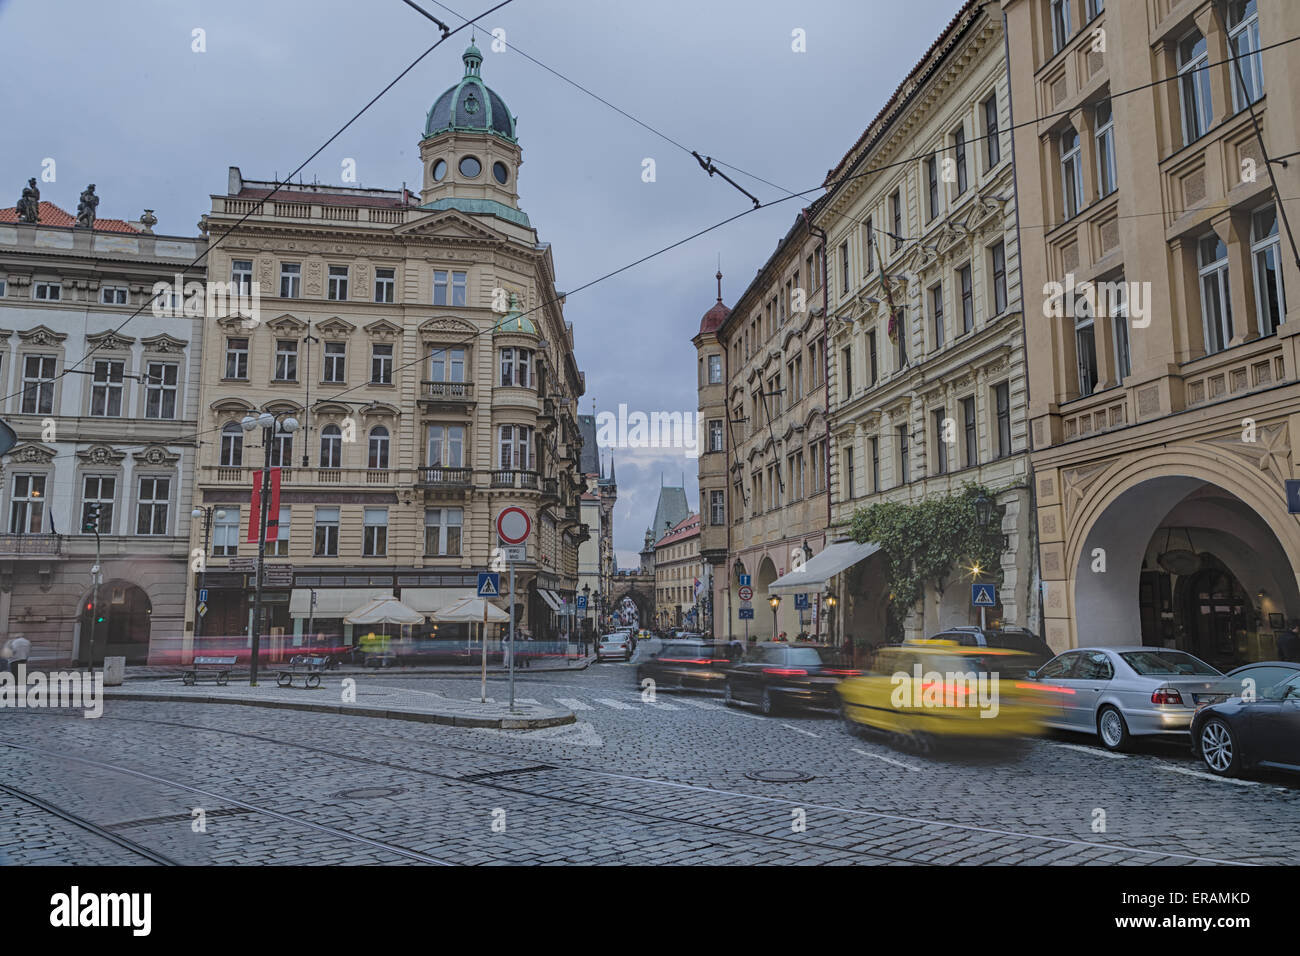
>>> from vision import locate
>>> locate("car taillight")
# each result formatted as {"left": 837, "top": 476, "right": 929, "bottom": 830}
{"left": 762, "top": 667, "right": 807, "bottom": 676}
{"left": 1152, "top": 687, "right": 1184, "bottom": 705}
{"left": 823, "top": 668, "right": 862, "bottom": 676}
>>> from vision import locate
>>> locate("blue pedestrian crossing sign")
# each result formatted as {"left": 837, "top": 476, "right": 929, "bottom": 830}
{"left": 971, "top": 583, "right": 997, "bottom": 607}
{"left": 477, "top": 572, "right": 500, "bottom": 598}
{"left": 738, "top": 608, "right": 755, "bottom": 620}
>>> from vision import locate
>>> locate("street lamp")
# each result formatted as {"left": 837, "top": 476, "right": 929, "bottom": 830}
{"left": 802, "top": 540, "right": 813, "bottom": 563}
{"left": 582, "top": 583, "right": 591, "bottom": 646}
{"left": 769, "top": 594, "right": 781, "bottom": 640}
{"left": 242, "top": 411, "right": 299, "bottom": 685}
{"left": 973, "top": 491, "right": 993, "bottom": 530}
{"left": 190, "top": 505, "right": 228, "bottom": 639}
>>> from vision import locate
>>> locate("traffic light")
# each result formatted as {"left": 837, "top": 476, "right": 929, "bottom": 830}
{"left": 86, "top": 602, "right": 104, "bottom": 624}
{"left": 82, "top": 504, "right": 100, "bottom": 533}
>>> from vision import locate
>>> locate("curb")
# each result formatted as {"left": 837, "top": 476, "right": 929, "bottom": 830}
{"left": 103, "top": 691, "right": 576, "bottom": 729}
{"left": 120, "top": 659, "right": 595, "bottom": 681}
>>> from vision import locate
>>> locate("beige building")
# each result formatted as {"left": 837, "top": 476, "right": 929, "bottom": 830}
{"left": 1003, "top": 0, "right": 1300, "bottom": 664}
{"left": 187, "top": 43, "right": 588, "bottom": 653}
{"left": 654, "top": 512, "right": 703, "bottom": 630}
{"left": 799, "top": 0, "right": 1037, "bottom": 645}
{"left": 576, "top": 412, "right": 616, "bottom": 636}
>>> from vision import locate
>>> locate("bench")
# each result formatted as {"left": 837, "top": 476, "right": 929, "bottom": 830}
{"left": 182, "top": 656, "right": 237, "bottom": 685}
{"left": 277, "top": 654, "right": 328, "bottom": 689}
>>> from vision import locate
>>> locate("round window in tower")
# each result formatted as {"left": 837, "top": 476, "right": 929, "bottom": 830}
{"left": 493, "top": 161, "right": 509, "bottom": 185}
{"left": 431, "top": 159, "right": 447, "bottom": 182}
{"left": 458, "top": 156, "right": 482, "bottom": 178}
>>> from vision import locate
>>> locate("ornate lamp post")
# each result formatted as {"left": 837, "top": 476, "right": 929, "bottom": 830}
{"left": 190, "top": 505, "right": 228, "bottom": 640}
{"left": 582, "top": 582, "right": 591, "bottom": 646}
{"left": 973, "top": 491, "right": 993, "bottom": 530}
{"left": 241, "top": 410, "right": 299, "bottom": 685}
{"left": 769, "top": 594, "right": 781, "bottom": 640}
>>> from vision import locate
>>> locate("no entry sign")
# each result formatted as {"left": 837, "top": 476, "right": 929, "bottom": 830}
{"left": 496, "top": 506, "right": 531, "bottom": 545}
{"left": 738, "top": 585, "right": 754, "bottom": 602}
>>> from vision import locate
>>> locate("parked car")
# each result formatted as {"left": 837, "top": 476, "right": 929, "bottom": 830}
{"left": 1192, "top": 667, "right": 1300, "bottom": 776}
{"left": 1026, "top": 647, "right": 1223, "bottom": 751}
{"left": 597, "top": 634, "right": 632, "bottom": 662}
{"left": 1195, "top": 661, "right": 1300, "bottom": 708}
{"left": 929, "top": 626, "right": 1054, "bottom": 678}
{"left": 724, "top": 643, "right": 859, "bottom": 715}
{"left": 636, "top": 640, "right": 733, "bottom": 690}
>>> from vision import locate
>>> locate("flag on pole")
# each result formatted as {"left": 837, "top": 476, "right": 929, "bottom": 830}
{"left": 248, "top": 467, "right": 283, "bottom": 542}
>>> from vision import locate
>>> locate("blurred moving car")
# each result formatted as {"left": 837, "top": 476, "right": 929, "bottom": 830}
{"left": 635, "top": 639, "right": 732, "bottom": 690}
{"left": 1192, "top": 667, "right": 1300, "bottom": 776}
{"left": 930, "top": 626, "right": 1053, "bottom": 677}
{"left": 1027, "top": 647, "right": 1223, "bottom": 751}
{"left": 724, "top": 643, "right": 859, "bottom": 715}
{"left": 838, "top": 641, "right": 1053, "bottom": 751}
{"left": 597, "top": 634, "right": 632, "bottom": 662}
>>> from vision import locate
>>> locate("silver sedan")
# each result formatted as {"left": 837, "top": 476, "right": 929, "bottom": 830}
{"left": 1028, "top": 646, "right": 1223, "bottom": 752}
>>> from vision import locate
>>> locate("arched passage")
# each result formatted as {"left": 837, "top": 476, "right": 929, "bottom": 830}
{"left": 756, "top": 556, "right": 779, "bottom": 639}
{"left": 614, "top": 588, "right": 653, "bottom": 629}
{"left": 79, "top": 581, "right": 152, "bottom": 665}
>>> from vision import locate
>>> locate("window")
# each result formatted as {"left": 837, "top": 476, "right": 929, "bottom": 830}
{"left": 983, "top": 92, "right": 1000, "bottom": 168}
{"left": 994, "top": 382, "right": 1011, "bottom": 459}
{"left": 1060, "top": 127, "right": 1084, "bottom": 219}
{"left": 891, "top": 190, "right": 902, "bottom": 251}
{"left": 932, "top": 409, "right": 949, "bottom": 475}
{"left": 841, "top": 346, "right": 853, "bottom": 396}
{"left": 1252, "top": 204, "right": 1286, "bottom": 337}
{"left": 269, "top": 506, "right": 291, "bottom": 557}
{"left": 1227, "top": 0, "right": 1263, "bottom": 110}
{"left": 230, "top": 260, "right": 253, "bottom": 294}
{"left": 371, "top": 343, "right": 393, "bottom": 384}
{"left": 1095, "top": 101, "right": 1117, "bottom": 198}
{"left": 314, "top": 507, "right": 340, "bottom": 556}
{"left": 1178, "top": 30, "right": 1213, "bottom": 146}
{"left": 430, "top": 346, "right": 466, "bottom": 383}
{"left": 89, "top": 360, "right": 124, "bottom": 417}
{"left": 499, "top": 347, "right": 532, "bottom": 388}
{"left": 135, "top": 476, "right": 170, "bottom": 536}
{"left": 869, "top": 436, "right": 880, "bottom": 492}
{"left": 427, "top": 425, "right": 465, "bottom": 468}
{"left": 279, "top": 262, "right": 301, "bottom": 298}
{"left": 793, "top": 452, "right": 804, "bottom": 499}
{"left": 425, "top": 507, "right": 463, "bottom": 555}
{"left": 81, "top": 475, "right": 115, "bottom": 536}
{"left": 864, "top": 217, "right": 875, "bottom": 274}
{"left": 840, "top": 242, "right": 850, "bottom": 295}
{"left": 930, "top": 283, "right": 945, "bottom": 349}
{"left": 319, "top": 424, "right": 342, "bottom": 469}
{"left": 374, "top": 267, "right": 395, "bottom": 303}
{"left": 710, "top": 490, "right": 725, "bottom": 525}
{"left": 10, "top": 474, "right": 46, "bottom": 533}
{"left": 363, "top": 507, "right": 388, "bottom": 557}
{"left": 368, "top": 426, "right": 390, "bottom": 470}
{"left": 751, "top": 472, "right": 762, "bottom": 516}
{"left": 1199, "top": 234, "right": 1233, "bottom": 354}
{"left": 225, "top": 337, "right": 249, "bottom": 379}
{"left": 274, "top": 339, "right": 298, "bottom": 381}
{"left": 1075, "top": 304, "right": 1098, "bottom": 397}
{"left": 962, "top": 397, "right": 977, "bottom": 468}
{"left": 144, "top": 362, "right": 178, "bottom": 419}
{"left": 322, "top": 341, "right": 346, "bottom": 383}
{"left": 268, "top": 422, "right": 293, "bottom": 467}
{"left": 213, "top": 506, "right": 240, "bottom": 557}
{"left": 433, "top": 270, "right": 468, "bottom": 307}
{"left": 708, "top": 419, "right": 724, "bottom": 453}
{"left": 867, "top": 329, "right": 878, "bottom": 385}
{"left": 893, "top": 308, "right": 908, "bottom": 368}
{"left": 220, "top": 422, "right": 243, "bottom": 467}
{"left": 926, "top": 157, "right": 939, "bottom": 221}
{"left": 100, "top": 286, "right": 127, "bottom": 305}
{"left": 952, "top": 124, "right": 968, "bottom": 195}
{"left": 0, "top": 279, "right": 7, "bottom": 296}
{"left": 34, "top": 281, "right": 61, "bottom": 301}
{"left": 897, "top": 425, "right": 910, "bottom": 484}
{"left": 1051, "top": 0, "right": 1074, "bottom": 52}
{"left": 498, "top": 424, "right": 532, "bottom": 470}
{"left": 958, "top": 263, "right": 974, "bottom": 334}
{"left": 707, "top": 354, "right": 722, "bottom": 384}
{"left": 1111, "top": 280, "right": 1131, "bottom": 382}
{"left": 770, "top": 373, "right": 782, "bottom": 416}
{"left": 843, "top": 448, "right": 855, "bottom": 499}
{"left": 327, "top": 265, "right": 349, "bottom": 300}
{"left": 21, "top": 355, "right": 56, "bottom": 414}
{"left": 990, "top": 242, "right": 1007, "bottom": 315}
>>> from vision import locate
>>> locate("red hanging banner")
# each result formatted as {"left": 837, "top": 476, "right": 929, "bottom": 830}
{"left": 247, "top": 468, "right": 283, "bottom": 542}
{"left": 247, "top": 470, "right": 262, "bottom": 543}
{"left": 266, "top": 467, "right": 282, "bottom": 542}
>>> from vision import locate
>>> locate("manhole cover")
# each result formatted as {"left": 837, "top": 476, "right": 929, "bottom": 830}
{"left": 744, "top": 769, "right": 814, "bottom": 783}
{"left": 330, "top": 786, "right": 407, "bottom": 800}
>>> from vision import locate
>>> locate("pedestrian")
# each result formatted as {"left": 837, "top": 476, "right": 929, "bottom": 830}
{"left": 1279, "top": 621, "right": 1300, "bottom": 662}
{"left": 3, "top": 635, "right": 30, "bottom": 675}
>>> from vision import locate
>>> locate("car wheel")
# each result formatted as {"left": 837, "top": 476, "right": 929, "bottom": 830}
{"left": 759, "top": 688, "right": 777, "bottom": 717}
{"left": 1199, "top": 718, "right": 1240, "bottom": 777}
{"left": 724, "top": 680, "right": 738, "bottom": 707}
{"left": 838, "top": 702, "right": 858, "bottom": 735}
{"left": 1097, "top": 705, "right": 1131, "bottom": 752}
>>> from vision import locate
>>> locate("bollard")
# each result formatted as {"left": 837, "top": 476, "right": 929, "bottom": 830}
{"left": 103, "top": 656, "right": 126, "bottom": 686}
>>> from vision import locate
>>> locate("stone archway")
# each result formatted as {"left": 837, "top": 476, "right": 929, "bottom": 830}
{"left": 614, "top": 587, "right": 653, "bottom": 629}
{"left": 79, "top": 581, "right": 152, "bottom": 665}
{"left": 756, "top": 556, "right": 779, "bottom": 639}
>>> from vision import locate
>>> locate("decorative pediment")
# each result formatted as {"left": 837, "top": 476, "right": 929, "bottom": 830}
{"left": 133, "top": 445, "right": 181, "bottom": 467}
{"left": 5, "top": 442, "right": 56, "bottom": 464}
{"left": 140, "top": 333, "right": 188, "bottom": 353}
{"left": 312, "top": 403, "right": 352, "bottom": 424}
{"left": 85, "top": 329, "right": 136, "bottom": 352}
{"left": 267, "top": 314, "right": 308, "bottom": 336}
{"left": 264, "top": 400, "right": 304, "bottom": 417}
{"left": 364, "top": 318, "right": 403, "bottom": 340}
{"left": 399, "top": 209, "right": 504, "bottom": 244}
{"left": 17, "top": 325, "right": 67, "bottom": 347}
{"left": 211, "top": 396, "right": 255, "bottom": 414}
{"left": 76, "top": 444, "right": 127, "bottom": 466}
{"left": 420, "top": 316, "right": 477, "bottom": 337}
{"left": 317, "top": 317, "right": 356, "bottom": 339}
{"left": 215, "top": 314, "right": 257, "bottom": 333}
{"left": 360, "top": 402, "right": 400, "bottom": 420}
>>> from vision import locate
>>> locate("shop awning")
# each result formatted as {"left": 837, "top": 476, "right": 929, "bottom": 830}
{"left": 538, "top": 589, "right": 562, "bottom": 612}
{"left": 289, "top": 587, "right": 392, "bottom": 617}
{"left": 768, "top": 541, "right": 883, "bottom": 594}
{"left": 399, "top": 587, "right": 478, "bottom": 615}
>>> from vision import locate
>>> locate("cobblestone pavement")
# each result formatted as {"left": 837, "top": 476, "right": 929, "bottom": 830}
{"left": 3, "top": 644, "right": 1298, "bottom": 865}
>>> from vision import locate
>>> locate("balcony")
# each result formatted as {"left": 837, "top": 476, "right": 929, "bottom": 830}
{"left": 418, "top": 467, "right": 474, "bottom": 488}
{"left": 205, "top": 466, "right": 395, "bottom": 487}
{"left": 418, "top": 381, "right": 475, "bottom": 406}
{"left": 0, "top": 533, "right": 62, "bottom": 557}
{"left": 490, "top": 469, "right": 540, "bottom": 490}
{"left": 541, "top": 477, "right": 559, "bottom": 500}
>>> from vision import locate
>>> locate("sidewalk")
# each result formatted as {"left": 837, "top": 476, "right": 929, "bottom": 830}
{"left": 120, "top": 654, "right": 596, "bottom": 681}
{"left": 102, "top": 677, "right": 577, "bottom": 729}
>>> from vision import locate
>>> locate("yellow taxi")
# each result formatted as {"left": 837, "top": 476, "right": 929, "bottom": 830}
{"left": 837, "top": 640, "right": 1054, "bottom": 750}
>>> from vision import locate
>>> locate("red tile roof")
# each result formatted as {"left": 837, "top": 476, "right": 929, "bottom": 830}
{"left": 698, "top": 300, "right": 731, "bottom": 335}
{"left": 654, "top": 513, "right": 701, "bottom": 549}
{"left": 0, "top": 201, "right": 142, "bottom": 233}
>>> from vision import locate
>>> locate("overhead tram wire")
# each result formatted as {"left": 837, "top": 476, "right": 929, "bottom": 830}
{"left": 0, "top": 0, "right": 516, "bottom": 411}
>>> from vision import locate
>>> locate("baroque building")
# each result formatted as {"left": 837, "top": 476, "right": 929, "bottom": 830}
{"left": 187, "top": 44, "right": 588, "bottom": 654}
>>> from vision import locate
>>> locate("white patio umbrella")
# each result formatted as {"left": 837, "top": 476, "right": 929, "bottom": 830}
{"left": 345, "top": 597, "right": 425, "bottom": 626}
{"left": 433, "top": 597, "right": 509, "bottom": 701}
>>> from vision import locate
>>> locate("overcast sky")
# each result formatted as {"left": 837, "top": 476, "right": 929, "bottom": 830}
{"left": 0, "top": 0, "right": 966, "bottom": 565}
